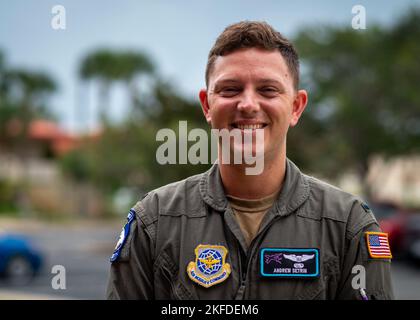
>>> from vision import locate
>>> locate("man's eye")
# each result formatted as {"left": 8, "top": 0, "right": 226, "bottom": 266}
{"left": 261, "top": 87, "right": 277, "bottom": 92}
{"left": 220, "top": 88, "right": 240, "bottom": 96}
{"left": 260, "top": 87, "right": 279, "bottom": 96}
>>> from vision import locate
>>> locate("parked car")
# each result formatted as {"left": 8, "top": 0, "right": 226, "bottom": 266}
{"left": 0, "top": 231, "right": 44, "bottom": 285}
{"left": 369, "top": 201, "right": 407, "bottom": 256}
{"left": 369, "top": 201, "right": 420, "bottom": 261}
{"left": 403, "top": 213, "right": 420, "bottom": 262}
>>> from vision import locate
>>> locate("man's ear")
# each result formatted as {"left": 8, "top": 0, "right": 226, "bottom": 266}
{"left": 199, "top": 89, "right": 212, "bottom": 124}
{"left": 290, "top": 89, "right": 308, "bottom": 127}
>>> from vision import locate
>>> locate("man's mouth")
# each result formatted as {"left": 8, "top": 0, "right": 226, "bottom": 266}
{"left": 231, "top": 123, "right": 268, "bottom": 130}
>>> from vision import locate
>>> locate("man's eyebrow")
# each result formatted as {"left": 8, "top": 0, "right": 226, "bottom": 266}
{"left": 211, "top": 79, "right": 242, "bottom": 92}
{"left": 212, "top": 78, "right": 286, "bottom": 90}
{"left": 214, "top": 79, "right": 241, "bottom": 86}
{"left": 257, "top": 79, "right": 285, "bottom": 87}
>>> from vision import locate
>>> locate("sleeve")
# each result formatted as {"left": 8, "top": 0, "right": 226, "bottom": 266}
{"left": 106, "top": 205, "right": 156, "bottom": 300}
{"left": 335, "top": 201, "right": 395, "bottom": 300}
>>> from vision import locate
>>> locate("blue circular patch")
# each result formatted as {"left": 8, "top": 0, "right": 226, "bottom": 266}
{"left": 361, "top": 202, "right": 371, "bottom": 212}
{"left": 197, "top": 249, "right": 223, "bottom": 276}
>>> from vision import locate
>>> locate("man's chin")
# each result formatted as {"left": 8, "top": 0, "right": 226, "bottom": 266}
{"left": 222, "top": 144, "right": 264, "bottom": 163}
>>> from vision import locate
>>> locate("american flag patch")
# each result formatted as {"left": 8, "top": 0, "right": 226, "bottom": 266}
{"left": 365, "top": 232, "right": 392, "bottom": 259}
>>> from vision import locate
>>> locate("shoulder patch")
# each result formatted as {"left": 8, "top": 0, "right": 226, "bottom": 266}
{"left": 110, "top": 209, "right": 135, "bottom": 262}
{"left": 361, "top": 202, "right": 371, "bottom": 213}
{"left": 365, "top": 231, "right": 392, "bottom": 259}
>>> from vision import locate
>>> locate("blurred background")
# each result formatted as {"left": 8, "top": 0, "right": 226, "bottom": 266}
{"left": 1, "top": 0, "right": 420, "bottom": 299}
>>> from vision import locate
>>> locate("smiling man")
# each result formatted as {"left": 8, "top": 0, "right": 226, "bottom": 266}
{"left": 106, "top": 21, "right": 394, "bottom": 300}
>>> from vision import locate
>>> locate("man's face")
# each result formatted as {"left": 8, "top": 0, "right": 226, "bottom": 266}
{"left": 199, "top": 47, "right": 308, "bottom": 163}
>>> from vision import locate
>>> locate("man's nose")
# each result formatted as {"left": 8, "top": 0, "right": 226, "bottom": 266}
{"left": 237, "top": 90, "right": 260, "bottom": 114}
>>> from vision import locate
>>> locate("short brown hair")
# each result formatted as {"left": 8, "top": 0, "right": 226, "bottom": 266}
{"left": 205, "top": 21, "right": 300, "bottom": 89}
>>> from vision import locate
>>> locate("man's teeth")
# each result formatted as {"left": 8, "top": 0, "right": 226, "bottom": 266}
{"left": 236, "top": 124, "right": 264, "bottom": 130}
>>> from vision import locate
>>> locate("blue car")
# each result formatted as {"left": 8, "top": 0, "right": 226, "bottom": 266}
{"left": 0, "top": 233, "right": 44, "bottom": 284}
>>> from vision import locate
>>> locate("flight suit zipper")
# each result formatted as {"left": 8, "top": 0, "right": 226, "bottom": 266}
{"left": 239, "top": 246, "right": 247, "bottom": 283}
{"left": 236, "top": 215, "right": 281, "bottom": 299}
{"left": 235, "top": 245, "right": 247, "bottom": 300}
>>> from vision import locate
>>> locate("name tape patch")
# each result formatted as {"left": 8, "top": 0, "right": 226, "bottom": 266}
{"left": 260, "top": 248, "right": 320, "bottom": 278}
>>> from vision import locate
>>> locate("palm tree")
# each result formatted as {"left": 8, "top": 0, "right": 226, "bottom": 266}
{"left": 4, "top": 69, "right": 56, "bottom": 153}
{"left": 79, "top": 49, "right": 154, "bottom": 125}
{"left": 0, "top": 64, "right": 57, "bottom": 216}
{"left": 0, "top": 51, "right": 5, "bottom": 99}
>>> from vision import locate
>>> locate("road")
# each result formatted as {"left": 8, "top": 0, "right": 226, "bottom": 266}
{"left": 0, "top": 218, "right": 118, "bottom": 299}
{"left": 1, "top": 218, "right": 419, "bottom": 299}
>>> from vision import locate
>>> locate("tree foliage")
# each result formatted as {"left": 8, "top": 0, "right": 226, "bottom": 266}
{"left": 79, "top": 49, "right": 155, "bottom": 121}
{"left": 290, "top": 9, "right": 420, "bottom": 178}
{"left": 0, "top": 52, "right": 57, "bottom": 149}
{"left": 62, "top": 8, "right": 420, "bottom": 201}
{"left": 61, "top": 79, "right": 210, "bottom": 195}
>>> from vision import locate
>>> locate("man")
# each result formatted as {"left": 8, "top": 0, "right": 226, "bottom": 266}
{"left": 106, "top": 21, "right": 394, "bottom": 299}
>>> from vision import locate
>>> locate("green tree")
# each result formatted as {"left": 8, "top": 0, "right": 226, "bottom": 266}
{"left": 79, "top": 49, "right": 155, "bottom": 123}
{"left": 0, "top": 51, "right": 58, "bottom": 216}
{"left": 61, "top": 79, "right": 209, "bottom": 197}
{"left": 0, "top": 51, "right": 5, "bottom": 99}
{"left": 291, "top": 8, "right": 420, "bottom": 191}
{"left": 2, "top": 69, "right": 56, "bottom": 155}
{"left": 0, "top": 50, "right": 57, "bottom": 152}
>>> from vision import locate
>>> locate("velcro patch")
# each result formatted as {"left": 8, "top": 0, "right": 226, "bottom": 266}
{"left": 366, "top": 232, "right": 392, "bottom": 259}
{"left": 110, "top": 209, "right": 135, "bottom": 262}
{"left": 187, "top": 244, "right": 231, "bottom": 288}
{"left": 361, "top": 202, "right": 371, "bottom": 213}
{"left": 260, "top": 248, "right": 320, "bottom": 278}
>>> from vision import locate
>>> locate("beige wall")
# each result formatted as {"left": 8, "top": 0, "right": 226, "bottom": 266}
{"left": 367, "top": 155, "right": 420, "bottom": 207}
{"left": 0, "top": 152, "right": 104, "bottom": 217}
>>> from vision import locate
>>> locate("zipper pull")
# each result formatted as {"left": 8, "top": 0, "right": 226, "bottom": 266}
{"left": 235, "top": 282, "right": 246, "bottom": 300}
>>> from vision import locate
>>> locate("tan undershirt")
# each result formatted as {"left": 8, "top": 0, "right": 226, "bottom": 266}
{"left": 227, "top": 190, "right": 280, "bottom": 248}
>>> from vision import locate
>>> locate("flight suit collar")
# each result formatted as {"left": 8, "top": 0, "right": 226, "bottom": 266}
{"left": 199, "top": 160, "right": 229, "bottom": 212}
{"left": 199, "top": 158, "right": 310, "bottom": 217}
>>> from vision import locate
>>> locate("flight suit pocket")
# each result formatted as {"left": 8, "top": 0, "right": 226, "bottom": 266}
{"left": 296, "top": 256, "right": 340, "bottom": 300}
{"left": 295, "top": 280, "right": 325, "bottom": 300}
{"left": 154, "top": 251, "right": 194, "bottom": 300}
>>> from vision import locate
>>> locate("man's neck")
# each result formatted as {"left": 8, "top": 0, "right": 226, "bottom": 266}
{"left": 218, "top": 151, "right": 286, "bottom": 200}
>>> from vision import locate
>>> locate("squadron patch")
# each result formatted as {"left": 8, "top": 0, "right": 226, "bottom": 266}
{"left": 110, "top": 209, "right": 135, "bottom": 262}
{"left": 260, "top": 248, "right": 320, "bottom": 278}
{"left": 187, "top": 244, "right": 231, "bottom": 288}
{"left": 365, "top": 232, "right": 392, "bottom": 259}
{"left": 361, "top": 202, "right": 371, "bottom": 213}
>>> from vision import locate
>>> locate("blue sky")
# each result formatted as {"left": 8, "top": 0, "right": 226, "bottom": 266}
{"left": 1, "top": 0, "right": 419, "bottom": 132}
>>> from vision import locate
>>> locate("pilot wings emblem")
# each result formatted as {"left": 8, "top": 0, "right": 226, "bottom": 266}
{"left": 283, "top": 254, "right": 314, "bottom": 262}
